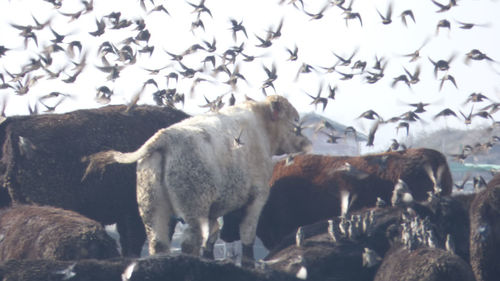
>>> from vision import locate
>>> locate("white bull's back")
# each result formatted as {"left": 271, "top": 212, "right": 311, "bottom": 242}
{"left": 159, "top": 108, "right": 273, "bottom": 219}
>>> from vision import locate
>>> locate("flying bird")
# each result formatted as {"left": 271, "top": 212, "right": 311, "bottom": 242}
{"left": 89, "top": 18, "right": 106, "bottom": 36}
{"left": 376, "top": 2, "right": 393, "bottom": 25}
{"left": 400, "top": 9, "right": 415, "bottom": 26}
{"left": 229, "top": 18, "right": 248, "bottom": 41}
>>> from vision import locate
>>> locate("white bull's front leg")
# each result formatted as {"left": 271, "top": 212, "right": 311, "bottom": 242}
{"left": 239, "top": 189, "right": 268, "bottom": 267}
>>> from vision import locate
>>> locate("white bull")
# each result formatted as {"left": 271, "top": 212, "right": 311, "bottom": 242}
{"left": 83, "top": 95, "right": 311, "bottom": 266}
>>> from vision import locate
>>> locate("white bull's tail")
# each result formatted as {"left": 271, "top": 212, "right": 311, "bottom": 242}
{"left": 81, "top": 128, "right": 167, "bottom": 181}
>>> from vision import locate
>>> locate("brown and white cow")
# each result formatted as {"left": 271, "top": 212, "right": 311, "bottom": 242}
{"left": 221, "top": 148, "right": 453, "bottom": 250}
{"left": 83, "top": 95, "right": 312, "bottom": 266}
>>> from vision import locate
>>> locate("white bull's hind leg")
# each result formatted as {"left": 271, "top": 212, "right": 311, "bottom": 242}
{"left": 136, "top": 152, "right": 174, "bottom": 255}
{"left": 202, "top": 218, "right": 221, "bottom": 259}
{"left": 181, "top": 216, "right": 207, "bottom": 256}
{"left": 239, "top": 193, "right": 267, "bottom": 268}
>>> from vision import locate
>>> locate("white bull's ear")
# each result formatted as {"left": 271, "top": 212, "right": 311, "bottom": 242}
{"left": 270, "top": 100, "right": 282, "bottom": 121}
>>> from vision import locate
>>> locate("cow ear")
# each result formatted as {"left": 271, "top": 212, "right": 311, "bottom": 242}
{"left": 270, "top": 100, "right": 281, "bottom": 121}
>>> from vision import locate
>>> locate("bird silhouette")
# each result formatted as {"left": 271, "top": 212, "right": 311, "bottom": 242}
{"left": 376, "top": 2, "right": 393, "bottom": 25}
{"left": 305, "top": 84, "right": 328, "bottom": 111}
{"left": 433, "top": 108, "right": 459, "bottom": 120}
{"left": 431, "top": 0, "right": 453, "bottom": 13}
{"left": 229, "top": 18, "right": 248, "bottom": 41}
{"left": 285, "top": 45, "right": 299, "bottom": 61}
{"left": 439, "top": 74, "right": 458, "bottom": 91}
{"left": 400, "top": 9, "right": 415, "bottom": 26}
{"left": 455, "top": 20, "right": 490, "bottom": 30}
{"left": 89, "top": 18, "right": 106, "bottom": 36}
{"left": 436, "top": 19, "right": 451, "bottom": 35}
{"left": 303, "top": 4, "right": 330, "bottom": 20}
{"left": 429, "top": 54, "right": 455, "bottom": 77}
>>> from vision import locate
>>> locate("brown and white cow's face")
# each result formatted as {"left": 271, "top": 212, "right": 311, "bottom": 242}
{"left": 263, "top": 95, "right": 312, "bottom": 156}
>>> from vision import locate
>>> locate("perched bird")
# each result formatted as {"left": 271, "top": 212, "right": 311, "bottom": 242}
{"left": 473, "top": 175, "right": 487, "bottom": 191}
{"left": 376, "top": 197, "right": 387, "bottom": 208}
{"left": 296, "top": 226, "right": 304, "bottom": 247}
{"left": 445, "top": 234, "right": 455, "bottom": 254}
{"left": 362, "top": 248, "right": 382, "bottom": 268}
{"left": 327, "top": 220, "right": 338, "bottom": 242}
{"left": 391, "top": 179, "right": 414, "bottom": 206}
{"left": 454, "top": 174, "right": 470, "bottom": 190}
{"left": 332, "top": 162, "right": 370, "bottom": 180}
{"left": 54, "top": 262, "right": 77, "bottom": 281}
{"left": 386, "top": 139, "right": 400, "bottom": 152}
{"left": 95, "top": 86, "right": 113, "bottom": 104}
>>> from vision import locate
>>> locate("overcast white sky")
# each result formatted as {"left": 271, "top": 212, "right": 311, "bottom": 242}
{"left": 0, "top": 0, "right": 499, "bottom": 151}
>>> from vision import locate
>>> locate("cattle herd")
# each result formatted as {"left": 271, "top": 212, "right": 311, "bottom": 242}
{"left": 0, "top": 96, "right": 498, "bottom": 281}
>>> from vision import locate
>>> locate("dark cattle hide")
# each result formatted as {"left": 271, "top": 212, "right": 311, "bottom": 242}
{"left": 469, "top": 173, "right": 500, "bottom": 281}
{"left": 0, "top": 255, "right": 301, "bottom": 281}
{"left": 0, "top": 205, "right": 119, "bottom": 261}
{"left": 0, "top": 105, "right": 190, "bottom": 256}
{"left": 221, "top": 148, "right": 453, "bottom": 250}
{"left": 374, "top": 247, "right": 475, "bottom": 281}
{"left": 124, "top": 254, "right": 302, "bottom": 281}
{"left": 262, "top": 195, "right": 470, "bottom": 281}
{"left": 0, "top": 258, "right": 131, "bottom": 281}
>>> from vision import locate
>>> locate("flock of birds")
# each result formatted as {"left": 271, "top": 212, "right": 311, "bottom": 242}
{"left": 0, "top": 0, "right": 499, "bottom": 158}
{"left": 290, "top": 177, "right": 456, "bottom": 272}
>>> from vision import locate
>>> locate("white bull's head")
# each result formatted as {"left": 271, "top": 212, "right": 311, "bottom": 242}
{"left": 259, "top": 95, "right": 312, "bottom": 156}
